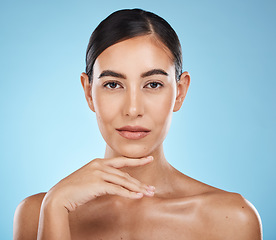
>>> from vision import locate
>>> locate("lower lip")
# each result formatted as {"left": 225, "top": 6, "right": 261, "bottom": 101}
{"left": 117, "top": 130, "right": 150, "bottom": 140}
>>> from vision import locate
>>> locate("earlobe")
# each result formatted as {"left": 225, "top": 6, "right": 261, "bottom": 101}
{"left": 173, "top": 71, "right": 190, "bottom": 112}
{"left": 80, "top": 72, "right": 95, "bottom": 112}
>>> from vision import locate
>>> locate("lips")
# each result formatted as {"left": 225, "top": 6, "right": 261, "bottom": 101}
{"left": 116, "top": 125, "right": 151, "bottom": 140}
{"left": 116, "top": 125, "right": 150, "bottom": 132}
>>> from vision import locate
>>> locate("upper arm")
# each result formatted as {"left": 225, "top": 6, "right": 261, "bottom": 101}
{"left": 13, "top": 193, "right": 46, "bottom": 240}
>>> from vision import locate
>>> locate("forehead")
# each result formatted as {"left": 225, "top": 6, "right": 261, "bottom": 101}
{"left": 93, "top": 35, "right": 175, "bottom": 77}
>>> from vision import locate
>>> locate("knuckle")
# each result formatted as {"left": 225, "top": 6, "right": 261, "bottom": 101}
{"left": 129, "top": 191, "right": 138, "bottom": 198}
{"left": 138, "top": 184, "right": 145, "bottom": 191}
{"left": 112, "top": 185, "right": 125, "bottom": 195}
{"left": 93, "top": 169, "right": 102, "bottom": 176}
{"left": 118, "top": 186, "right": 127, "bottom": 193}
{"left": 120, "top": 178, "right": 128, "bottom": 186}
{"left": 141, "top": 183, "right": 147, "bottom": 188}
{"left": 133, "top": 179, "right": 142, "bottom": 187}
{"left": 130, "top": 190, "right": 137, "bottom": 195}
{"left": 123, "top": 172, "right": 130, "bottom": 178}
{"left": 91, "top": 159, "right": 103, "bottom": 168}
{"left": 92, "top": 158, "right": 100, "bottom": 163}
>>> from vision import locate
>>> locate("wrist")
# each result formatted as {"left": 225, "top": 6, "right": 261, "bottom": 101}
{"left": 38, "top": 190, "right": 71, "bottom": 240}
{"left": 42, "top": 190, "right": 69, "bottom": 213}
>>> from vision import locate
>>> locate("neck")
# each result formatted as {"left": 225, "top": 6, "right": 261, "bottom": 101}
{"left": 104, "top": 144, "right": 174, "bottom": 195}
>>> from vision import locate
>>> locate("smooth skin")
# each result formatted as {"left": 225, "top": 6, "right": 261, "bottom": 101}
{"left": 13, "top": 35, "right": 262, "bottom": 240}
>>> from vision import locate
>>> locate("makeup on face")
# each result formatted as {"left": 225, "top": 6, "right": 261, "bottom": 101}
{"left": 116, "top": 125, "right": 151, "bottom": 140}
{"left": 117, "top": 130, "right": 150, "bottom": 140}
{"left": 91, "top": 36, "right": 176, "bottom": 157}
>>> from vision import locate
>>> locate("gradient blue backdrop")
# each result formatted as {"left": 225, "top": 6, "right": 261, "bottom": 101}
{"left": 1, "top": 0, "right": 275, "bottom": 239}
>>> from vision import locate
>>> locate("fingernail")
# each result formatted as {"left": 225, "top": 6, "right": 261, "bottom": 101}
{"left": 146, "top": 189, "right": 154, "bottom": 196}
{"left": 146, "top": 156, "right": 153, "bottom": 160}
{"left": 148, "top": 185, "right": 155, "bottom": 191}
{"left": 136, "top": 192, "right": 143, "bottom": 197}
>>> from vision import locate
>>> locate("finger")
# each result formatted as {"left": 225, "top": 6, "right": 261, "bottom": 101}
{"left": 101, "top": 165, "right": 155, "bottom": 192}
{"left": 100, "top": 171, "right": 155, "bottom": 197}
{"left": 103, "top": 156, "right": 154, "bottom": 169}
{"left": 104, "top": 182, "right": 144, "bottom": 199}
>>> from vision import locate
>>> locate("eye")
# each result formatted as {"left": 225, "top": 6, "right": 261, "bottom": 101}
{"left": 103, "top": 81, "right": 122, "bottom": 89}
{"left": 145, "top": 82, "right": 163, "bottom": 89}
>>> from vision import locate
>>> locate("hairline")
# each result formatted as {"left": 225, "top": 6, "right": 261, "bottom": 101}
{"left": 89, "top": 33, "right": 176, "bottom": 84}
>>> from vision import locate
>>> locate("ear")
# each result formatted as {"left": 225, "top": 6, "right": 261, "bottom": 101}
{"left": 173, "top": 71, "right": 190, "bottom": 112}
{"left": 80, "top": 72, "right": 95, "bottom": 112}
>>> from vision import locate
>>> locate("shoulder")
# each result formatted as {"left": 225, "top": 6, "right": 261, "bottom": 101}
{"left": 170, "top": 171, "right": 262, "bottom": 239}
{"left": 13, "top": 192, "right": 47, "bottom": 240}
{"left": 200, "top": 191, "right": 263, "bottom": 240}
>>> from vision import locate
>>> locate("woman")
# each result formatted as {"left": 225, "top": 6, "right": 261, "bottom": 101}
{"left": 13, "top": 8, "right": 262, "bottom": 240}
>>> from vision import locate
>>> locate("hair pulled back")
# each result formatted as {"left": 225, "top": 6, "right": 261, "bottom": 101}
{"left": 85, "top": 8, "right": 182, "bottom": 83}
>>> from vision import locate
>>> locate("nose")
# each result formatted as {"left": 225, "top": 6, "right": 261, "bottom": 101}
{"left": 123, "top": 87, "right": 144, "bottom": 118}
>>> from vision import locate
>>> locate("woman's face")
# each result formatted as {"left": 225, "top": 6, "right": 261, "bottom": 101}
{"left": 86, "top": 35, "right": 187, "bottom": 158}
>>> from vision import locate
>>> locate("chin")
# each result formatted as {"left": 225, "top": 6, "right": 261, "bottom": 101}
{"left": 121, "top": 153, "right": 148, "bottom": 159}
{"left": 113, "top": 144, "right": 154, "bottom": 159}
{"left": 120, "top": 149, "right": 150, "bottom": 159}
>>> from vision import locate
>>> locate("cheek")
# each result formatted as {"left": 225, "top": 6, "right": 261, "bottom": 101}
{"left": 145, "top": 89, "right": 175, "bottom": 134}
{"left": 155, "top": 94, "right": 174, "bottom": 114}
{"left": 93, "top": 91, "right": 124, "bottom": 133}
{"left": 95, "top": 95, "right": 116, "bottom": 118}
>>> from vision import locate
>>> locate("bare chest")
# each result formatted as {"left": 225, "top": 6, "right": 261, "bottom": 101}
{"left": 68, "top": 196, "right": 204, "bottom": 240}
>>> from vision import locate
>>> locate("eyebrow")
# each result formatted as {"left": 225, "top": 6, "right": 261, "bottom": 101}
{"left": 98, "top": 69, "right": 169, "bottom": 79}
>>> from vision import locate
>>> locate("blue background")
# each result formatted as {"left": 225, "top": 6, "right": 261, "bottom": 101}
{"left": 1, "top": 0, "right": 275, "bottom": 239}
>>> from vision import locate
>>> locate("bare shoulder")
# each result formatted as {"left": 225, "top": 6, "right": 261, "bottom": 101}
{"left": 201, "top": 191, "right": 263, "bottom": 240}
{"left": 171, "top": 171, "right": 262, "bottom": 239}
{"left": 13, "top": 192, "right": 47, "bottom": 240}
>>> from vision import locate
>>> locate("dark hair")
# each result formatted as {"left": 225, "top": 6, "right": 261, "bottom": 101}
{"left": 85, "top": 8, "right": 182, "bottom": 83}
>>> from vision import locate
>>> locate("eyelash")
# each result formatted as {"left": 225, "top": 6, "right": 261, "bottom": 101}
{"left": 103, "top": 81, "right": 163, "bottom": 90}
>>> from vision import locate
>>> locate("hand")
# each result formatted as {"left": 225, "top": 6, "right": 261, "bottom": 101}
{"left": 44, "top": 156, "right": 155, "bottom": 212}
